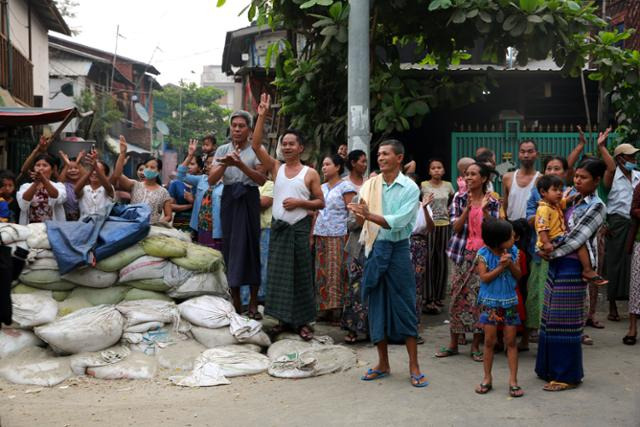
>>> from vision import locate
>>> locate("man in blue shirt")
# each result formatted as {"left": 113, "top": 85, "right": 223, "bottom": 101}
{"left": 349, "top": 139, "right": 428, "bottom": 388}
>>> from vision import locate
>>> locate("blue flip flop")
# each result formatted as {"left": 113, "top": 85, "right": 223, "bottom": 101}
{"left": 361, "top": 368, "right": 389, "bottom": 381}
{"left": 411, "top": 373, "right": 429, "bottom": 388}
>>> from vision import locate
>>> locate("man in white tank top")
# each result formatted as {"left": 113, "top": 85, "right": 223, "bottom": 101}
{"left": 503, "top": 140, "right": 540, "bottom": 221}
{"left": 251, "top": 94, "right": 325, "bottom": 341}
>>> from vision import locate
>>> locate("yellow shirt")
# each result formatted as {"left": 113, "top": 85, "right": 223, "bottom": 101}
{"left": 535, "top": 200, "right": 566, "bottom": 249}
{"left": 259, "top": 180, "right": 274, "bottom": 230}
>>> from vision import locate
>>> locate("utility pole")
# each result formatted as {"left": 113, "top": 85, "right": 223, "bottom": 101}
{"left": 109, "top": 25, "right": 120, "bottom": 94}
{"left": 347, "top": 0, "right": 371, "bottom": 170}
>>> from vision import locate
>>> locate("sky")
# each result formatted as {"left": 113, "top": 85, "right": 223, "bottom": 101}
{"left": 56, "top": 0, "right": 251, "bottom": 85}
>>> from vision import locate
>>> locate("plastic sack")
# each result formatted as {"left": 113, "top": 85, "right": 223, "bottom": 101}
{"left": 167, "top": 271, "right": 228, "bottom": 299}
{"left": 156, "top": 337, "right": 206, "bottom": 372}
{"left": 87, "top": 352, "right": 157, "bottom": 380}
{"left": 148, "top": 225, "right": 192, "bottom": 242}
{"left": 267, "top": 339, "right": 357, "bottom": 379}
{"left": 0, "top": 347, "right": 72, "bottom": 386}
{"left": 35, "top": 305, "right": 125, "bottom": 354}
{"left": 69, "top": 345, "right": 131, "bottom": 376}
{"left": 124, "top": 288, "right": 172, "bottom": 302}
{"left": 27, "top": 257, "right": 59, "bottom": 270}
{"left": 0, "top": 223, "right": 31, "bottom": 244}
{"left": 57, "top": 296, "right": 92, "bottom": 317}
{"left": 141, "top": 235, "right": 187, "bottom": 258}
{"left": 123, "top": 278, "right": 169, "bottom": 292}
{"left": 125, "top": 328, "right": 171, "bottom": 355}
{"left": 11, "top": 293, "right": 58, "bottom": 328}
{"left": 95, "top": 244, "right": 145, "bottom": 272}
{"left": 169, "top": 357, "right": 230, "bottom": 387}
{"left": 19, "top": 269, "right": 63, "bottom": 286}
{"left": 162, "top": 263, "right": 194, "bottom": 290}
{"left": 171, "top": 243, "right": 224, "bottom": 272}
{"left": 191, "top": 326, "right": 271, "bottom": 349}
{"left": 26, "top": 223, "right": 50, "bottom": 249}
{"left": 62, "top": 267, "right": 118, "bottom": 288}
{"left": 197, "top": 346, "right": 269, "bottom": 378}
{"left": 69, "top": 286, "right": 129, "bottom": 306}
{"left": 124, "top": 321, "right": 164, "bottom": 334}
{"left": 116, "top": 300, "right": 180, "bottom": 329}
{"left": 0, "top": 328, "right": 44, "bottom": 358}
{"left": 178, "top": 296, "right": 234, "bottom": 329}
{"left": 31, "top": 249, "right": 55, "bottom": 259}
{"left": 119, "top": 256, "right": 167, "bottom": 283}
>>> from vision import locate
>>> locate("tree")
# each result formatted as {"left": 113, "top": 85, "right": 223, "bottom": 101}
{"left": 74, "top": 89, "right": 122, "bottom": 148}
{"left": 54, "top": 0, "right": 80, "bottom": 35}
{"left": 221, "top": 0, "right": 640, "bottom": 160}
{"left": 153, "top": 82, "right": 230, "bottom": 154}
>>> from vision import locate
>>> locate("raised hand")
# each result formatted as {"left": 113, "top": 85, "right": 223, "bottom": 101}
{"left": 58, "top": 150, "right": 71, "bottom": 166}
{"left": 38, "top": 136, "right": 51, "bottom": 153}
{"left": 187, "top": 139, "right": 198, "bottom": 156}
{"left": 422, "top": 192, "right": 435, "bottom": 207}
{"left": 597, "top": 127, "right": 612, "bottom": 148}
{"left": 76, "top": 149, "right": 86, "bottom": 164}
{"left": 577, "top": 125, "right": 586, "bottom": 145}
{"left": 257, "top": 93, "right": 271, "bottom": 116}
{"left": 119, "top": 135, "right": 127, "bottom": 156}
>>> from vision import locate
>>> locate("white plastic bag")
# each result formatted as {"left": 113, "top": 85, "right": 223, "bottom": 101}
{"left": 35, "top": 305, "right": 125, "bottom": 354}
{"left": 167, "top": 271, "right": 229, "bottom": 299}
{"left": 26, "top": 223, "right": 50, "bottom": 249}
{"left": 169, "top": 358, "right": 230, "bottom": 387}
{"left": 0, "top": 223, "right": 31, "bottom": 244}
{"left": 197, "top": 346, "right": 269, "bottom": 378}
{"left": 148, "top": 225, "right": 192, "bottom": 242}
{"left": 62, "top": 267, "right": 118, "bottom": 288}
{"left": 156, "top": 337, "right": 206, "bottom": 372}
{"left": 0, "top": 347, "right": 72, "bottom": 386}
{"left": 178, "top": 296, "right": 234, "bottom": 329}
{"left": 69, "top": 345, "right": 131, "bottom": 376}
{"left": 87, "top": 352, "right": 157, "bottom": 380}
{"left": 11, "top": 293, "right": 58, "bottom": 328}
{"left": 119, "top": 256, "right": 167, "bottom": 283}
{"left": 116, "top": 300, "right": 180, "bottom": 329}
{"left": 267, "top": 339, "right": 357, "bottom": 379}
{"left": 0, "top": 328, "right": 44, "bottom": 358}
{"left": 191, "top": 326, "right": 238, "bottom": 348}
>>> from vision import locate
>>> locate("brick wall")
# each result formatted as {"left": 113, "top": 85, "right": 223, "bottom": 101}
{"left": 608, "top": 0, "right": 640, "bottom": 51}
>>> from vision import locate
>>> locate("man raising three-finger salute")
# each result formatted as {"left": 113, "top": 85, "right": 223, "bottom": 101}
{"left": 251, "top": 93, "right": 324, "bottom": 341}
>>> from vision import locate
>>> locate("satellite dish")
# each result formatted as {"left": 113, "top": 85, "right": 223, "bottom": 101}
{"left": 156, "top": 120, "right": 170, "bottom": 135}
{"left": 134, "top": 102, "right": 149, "bottom": 122}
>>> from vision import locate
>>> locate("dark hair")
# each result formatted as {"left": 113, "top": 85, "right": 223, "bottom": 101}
{"left": 519, "top": 139, "right": 538, "bottom": 150}
{"left": 202, "top": 134, "right": 216, "bottom": 145}
{"left": 481, "top": 218, "right": 514, "bottom": 249}
{"left": 346, "top": 149, "right": 366, "bottom": 171}
{"left": 543, "top": 156, "right": 569, "bottom": 172}
{"left": 145, "top": 157, "right": 162, "bottom": 170}
{"left": 32, "top": 154, "right": 56, "bottom": 169}
{"left": 338, "top": 142, "right": 347, "bottom": 148}
{"left": 427, "top": 158, "right": 445, "bottom": 170}
{"left": 282, "top": 128, "right": 304, "bottom": 146}
{"left": 135, "top": 162, "right": 146, "bottom": 172}
{"left": 475, "top": 150, "right": 495, "bottom": 166}
{"left": 576, "top": 158, "right": 606, "bottom": 180}
{"left": 379, "top": 139, "right": 405, "bottom": 155}
{"left": 325, "top": 154, "right": 345, "bottom": 175}
{"left": 510, "top": 218, "right": 531, "bottom": 252}
{"left": 466, "top": 162, "right": 494, "bottom": 193}
{"left": 536, "top": 174, "right": 564, "bottom": 193}
{"left": 194, "top": 156, "right": 205, "bottom": 171}
{"left": 97, "top": 161, "right": 111, "bottom": 176}
{"left": 0, "top": 169, "right": 16, "bottom": 185}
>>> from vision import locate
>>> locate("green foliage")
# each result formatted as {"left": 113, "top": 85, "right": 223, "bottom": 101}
{"left": 222, "top": 0, "right": 640, "bottom": 159}
{"left": 153, "top": 82, "right": 230, "bottom": 151}
{"left": 74, "top": 89, "right": 122, "bottom": 144}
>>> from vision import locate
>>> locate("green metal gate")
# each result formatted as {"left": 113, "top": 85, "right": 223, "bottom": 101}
{"left": 451, "top": 121, "right": 613, "bottom": 194}
{"left": 8, "top": 130, "right": 35, "bottom": 174}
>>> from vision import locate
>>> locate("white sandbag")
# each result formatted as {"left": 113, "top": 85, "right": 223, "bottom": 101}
{"left": 69, "top": 286, "right": 129, "bottom": 306}
{"left": 11, "top": 293, "right": 58, "bottom": 328}
{"left": 32, "top": 249, "right": 55, "bottom": 259}
{"left": 95, "top": 244, "right": 145, "bottom": 272}
{"left": 126, "top": 328, "right": 171, "bottom": 355}
{"left": 178, "top": 295, "right": 234, "bottom": 329}
{"left": 26, "top": 222, "right": 50, "bottom": 249}
{"left": 169, "top": 357, "right": 230, "bottom": 387}
{"left": 0, "top": 328, "right": 44, "bottom": 358}
{"left": 197, "top": 346, "right": 269, "bottom": 378}
{"left": 116, "top": 300, "right": 180, "bottom": 329}
{"left": 156, "top": 337, "right": 206, "bottom": 372}
{"left": 267, "top": 339, "right": 357, "bottom": 379}
{"left": 0, "top": 347, "right": 72, "bottom": 386}
{"left": 124, "top": 321, "right": 164, "bottom": 334}
{"left": 27, "top": 257, "right": 59, "bottom": 270}
{"left": 191, "top": 326, "right": 238, "bottom": 348}
{"left": 191, "top": 326, "right": 270, "bottom": 349}
{"left": 124, "top": 278, "right": 169, "bottom": 292}
{"left": 167, "top": 271, "right": 228, "bottom": 299}
{"left": 87, "top": 352, "right": 157, "bottom": 380}
{"left": 230, "top": 315, "right": 262, "bottom": 341}
{"left": 119, "top": 256, "right": 167, "bottom": 283}
{"left": 69, "top": 345, "right": 131, "bottom": 376}
{"left": 148, "top": 225, "right": 192, "bottom": 242}
{"left": 62, "top": 267, "right": 118, "bottom": 288}
{"left": 35, "top": 305, "right": 125, "bottom": 354}
{"left": 162, "top": 262, "right": 193, "bottom": 289}
{"left": 124, "top": 288, "right": 172, "bottom": 302}
{"left": 141, "top": 235, "right": 187, "bottom": 258}
{"left": 0, "top": 223, "right": 31, "bottom": 244}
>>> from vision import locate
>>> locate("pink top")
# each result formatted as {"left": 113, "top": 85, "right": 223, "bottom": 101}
{"left": 457, "top": 176, "right": 467, "bottom": 193}
{"left": 465, "top": 205, "right": 485, "bottom": 251}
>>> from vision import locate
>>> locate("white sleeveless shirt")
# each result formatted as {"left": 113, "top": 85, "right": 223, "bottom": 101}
{"left": 507, "top": 169, "right": 540, "bottom": 220}
{"left": 273, "top": 165, "right": 310, "bottom": 225}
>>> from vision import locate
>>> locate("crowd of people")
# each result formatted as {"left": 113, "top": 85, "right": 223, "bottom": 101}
{"left": 1, "top": 92, "right": 639, "bottom": 393}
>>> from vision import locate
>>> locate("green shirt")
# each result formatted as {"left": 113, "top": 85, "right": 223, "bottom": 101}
{"left": 377, "top": 173, "right": 420, "bottom": 242}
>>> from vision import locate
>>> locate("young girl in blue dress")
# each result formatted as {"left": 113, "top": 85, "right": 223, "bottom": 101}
{"left": 475, "top": 218, "right": 524, "bottom": 397}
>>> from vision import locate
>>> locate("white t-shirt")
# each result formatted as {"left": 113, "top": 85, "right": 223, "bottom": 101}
{"left": 78, "top": 185, "right": 114, "bottom": 217}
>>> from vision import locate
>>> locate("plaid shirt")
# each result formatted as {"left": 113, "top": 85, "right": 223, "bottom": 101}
{"left": 550, "top": 193, "right": 605, "bottom": 267}
{"left": 446, "top": 192, "right": 501, "bottom": 265}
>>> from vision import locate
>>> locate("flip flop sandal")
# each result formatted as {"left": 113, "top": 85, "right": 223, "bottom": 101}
{"left": 410, "top": 373, "right": 429, "bottom": 388}
{"left": 622, "top": 335, "right": 637, "bottom": 345}
{"left": 543, "top": 381, "right": 576, "bottom": 392}
{"left": 607, "top": 314, "right": 621, "bottom": 322}
{"left": 509, "top": 386, "right": 524, "bottom": 398}
{"left": 471, "top": 351, "right": 484, "bottom": 362}
{"left": 475, "top": 383, "right": 492, "bottom": 394}
{"left": 361, "top": 368, "right": 390, "bottom": 381}
{"left": 344, "top": 333, "right": 358, "bottom": 344}
{"left": 586, "top": 319, "right": 605, "bottom": 329}
{"left": 434, "top": 347, "right": 459, "bottom": 358}
{"left": 458, "top": 335, "right": 467, "bottom": 345}
{"left": 299, "top": 326, "right": 314, "bottom": 341}
{"left": 581, "top": 335, "right": 594, "bottom": 346}
{"left": 582, "top": 274, "right": 609, "bottom": 286}
{"left": 416, "top": 335, "right": 425, "bottom": 345}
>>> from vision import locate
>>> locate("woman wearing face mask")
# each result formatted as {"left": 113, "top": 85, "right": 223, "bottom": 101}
{"left": 112, "top": 136, "right": 172, "bottom": 224}
{"left": 58, "top": 150, "right": 86, "bottom": 221}
{"left": 16, "top": 154, "right": 67, "bottom": 224}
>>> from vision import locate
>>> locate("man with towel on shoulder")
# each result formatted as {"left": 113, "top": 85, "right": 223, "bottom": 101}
{"left": 251, "top": 93, "right": 325, "bottom": 340}
{"left": 209, "top": 110, "right": 266, "bottom": 317}
{"left": 348, "top": 139, "right": 428, "bottom": 388}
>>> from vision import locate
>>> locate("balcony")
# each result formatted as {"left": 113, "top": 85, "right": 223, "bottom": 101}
{"left": 0, "top": 34, "right": 34, "bottom": 106}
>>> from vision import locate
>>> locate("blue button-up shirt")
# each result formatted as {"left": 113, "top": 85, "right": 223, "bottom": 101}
{"left": 377, "top": 173, "right": 420, "bottom": 242}
{"left": 177, "top": 165, "right": 223, "bottom": 238}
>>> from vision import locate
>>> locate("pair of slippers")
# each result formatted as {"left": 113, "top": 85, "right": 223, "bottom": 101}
{"left": 361, "top": 369, "right": 429, "bottom": 388}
